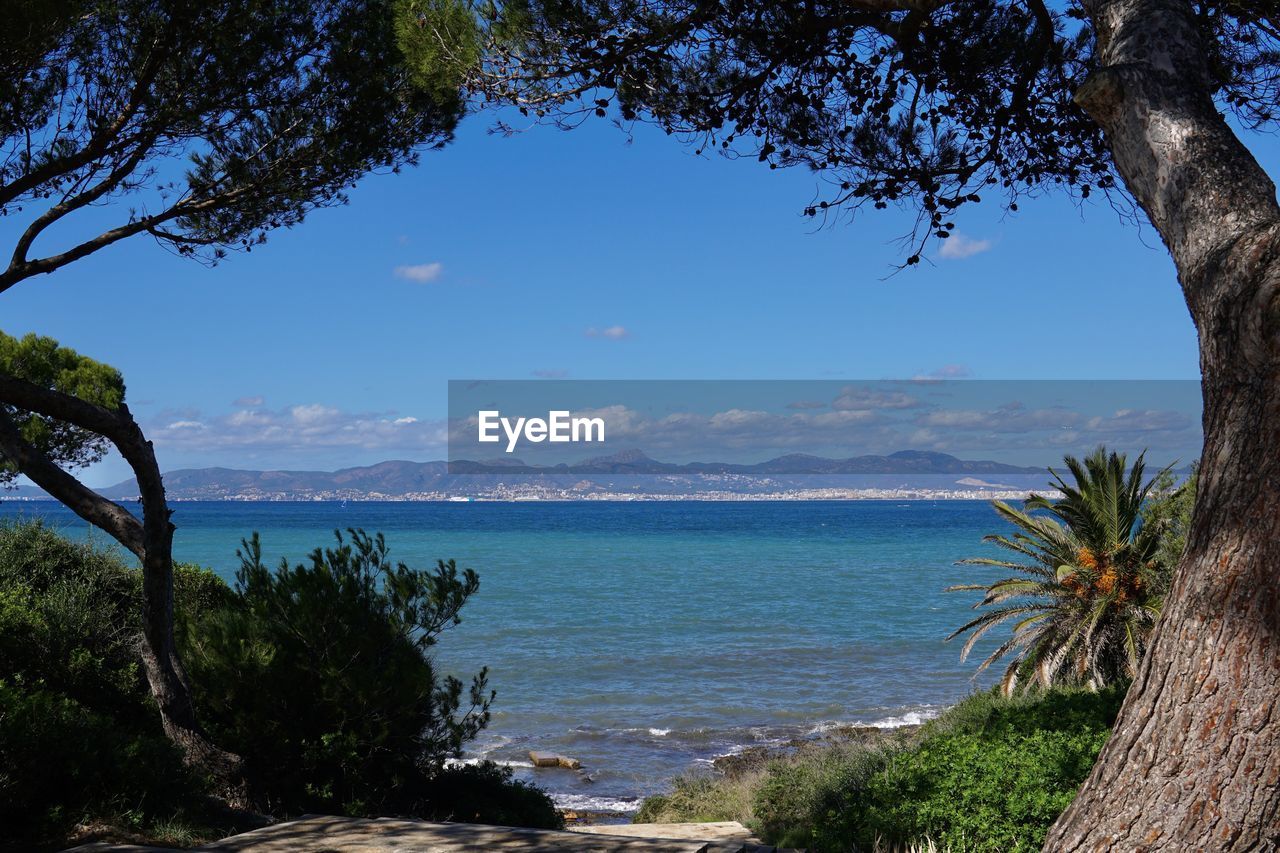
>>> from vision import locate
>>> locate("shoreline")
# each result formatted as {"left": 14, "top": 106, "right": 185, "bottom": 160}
{"left": 463, "top": 707, "right": 943, "bottom": 824}
{"left": 4, "top": 493, "right": 1055, "bottom": 502}
{"left": 556, "top": 719, "right": 932, "bottom": 826}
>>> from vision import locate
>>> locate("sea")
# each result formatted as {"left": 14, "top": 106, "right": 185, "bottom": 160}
{"left": 0, "top": 499, "right": 1008, "bottom": 815}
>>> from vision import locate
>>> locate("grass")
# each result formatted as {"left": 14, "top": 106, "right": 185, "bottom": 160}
{"left": 40, "top": 814, "right": 233, "bottom": 853}
{"left": 634, "top": 769, "right": 766, "bottom": 825}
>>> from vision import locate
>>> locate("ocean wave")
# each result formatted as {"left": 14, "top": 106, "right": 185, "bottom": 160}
{"left": 551, "top": 793, "right": 642, "bottom": 813}
{"left": 865, "top": 709, "right": 938, "bottom": 728}
{"left": 705, "top": 739, "right": 784, "bottom": 763}
{"left": 445, "top": 757, "right": 529, "bottom": 769}
{"left": 804, "top": 708, "right": 940, "bottom": 735}
{"left": 573, "top": 724, "right": 685, "bottom": 740}
{"left": 696, "top": 709, "right": 945, "bottom": 763}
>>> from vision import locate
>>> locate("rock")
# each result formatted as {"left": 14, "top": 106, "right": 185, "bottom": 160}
{"left": 528, "top": 750, "right": 581, "bottom": 770}
{"left": 561, "top": 809, "right": 635, "bottom": 827}
{"left": 820, "top": 723, "right": 921, "bottom": 746}
{"left": 712, "top": 746, "right": 779, "bottom": 779}
{"left": 710, "top": 725, "right": 924, "bottom": 779}
{"left": 571, "top": 821, "right": 762, "bottom": 843}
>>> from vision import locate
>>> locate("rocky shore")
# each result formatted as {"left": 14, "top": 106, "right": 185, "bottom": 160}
{"left": 710, "top": 723, "right": 923, "bottom": 779}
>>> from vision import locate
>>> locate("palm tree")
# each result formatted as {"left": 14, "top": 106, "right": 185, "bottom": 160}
{"left": 948, "top": 447, "right": 1170, "bottom": 693}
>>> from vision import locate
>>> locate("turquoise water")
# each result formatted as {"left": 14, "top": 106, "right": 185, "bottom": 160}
{"left": 0, "top": 499, "right": 1006, "bottom": 813}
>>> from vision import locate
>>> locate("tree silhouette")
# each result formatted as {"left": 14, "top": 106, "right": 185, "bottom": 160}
{"left": 0, "top": 0, "right": 469, "bottom": 780}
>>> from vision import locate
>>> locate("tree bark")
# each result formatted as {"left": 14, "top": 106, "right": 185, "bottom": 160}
{"left": 1046, "top": 0, "right": 1280, "bottom": 849}
{"left": 0, "top": 380, "right": 243, "bottom": 790}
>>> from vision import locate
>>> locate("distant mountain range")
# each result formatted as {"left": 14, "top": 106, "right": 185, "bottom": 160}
{"left": 448, "top": 449, "right": 1043, "bottom": 476}
{"left": 3, "top": 450, "right": 1057, "bottom": 501}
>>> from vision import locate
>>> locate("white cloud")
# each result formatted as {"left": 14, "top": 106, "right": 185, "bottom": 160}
{"left": 832, "top": 386, "right": 922, "bottom": 411}
{"left": 233, "top": 395, "right": 264, "bottom": 407}
{"left": 585, "top": 325, "right": 629, "bottom": 340}
{"left": 915, "top": 406, "right": 1082, "bottom": 432}
{"left": 228, "top": 409, "right": 270, "bottom": 427}
{"left": 393, "top": 262, "right": 444, "bottom": 283}
{"left": 1085, "top": 409, "right": 1193, "bottom": 433}
{"left": 290, "top": 403, "right": 341, "bottom": 425}
{"left": 150, "top": 404, "right": 447, "bottom": 454}
{"left": 938, "top": 233, "right": 992, "bottom": 260}
{"left": 450, "top": 403, "right": 892, "bottom": 458}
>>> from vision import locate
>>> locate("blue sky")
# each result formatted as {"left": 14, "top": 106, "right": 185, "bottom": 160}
{"left": 4, "top": 109, "right": 1253, "bottom": 484}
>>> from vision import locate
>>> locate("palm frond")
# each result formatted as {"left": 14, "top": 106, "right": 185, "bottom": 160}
{"left": 948, "top": 445, "right": 1172, "bottom": 692}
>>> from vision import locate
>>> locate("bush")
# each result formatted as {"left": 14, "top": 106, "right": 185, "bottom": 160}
{"left": 752, "top": 742, "right": 892, "bottom": 849}
{"left": 416, "top": 762, "right": 564, "bottom": 829}
{"left": 0, "top": 520, "right": 561, "bottom": 844}
{"left": 0, "top": 520, "right": 211, "bottom": 847}
{"left": 182, "top": 529, "right": 498, "bottom": 817}
{"left": 173, "top": 562, "right": 239, "bottom": 615}
{"left": 0, "top": 681, "right": 203, "bottom": 845}
{"left": 638, "top": 687, "right": 1126, "bottom": 852}
{"left": 754, "top": 687, "right": 1126, "bottom": 852}
{"left": 1141, "top": 465, "right": 1198, "bottom": 594}
{"left": 635, "top": 771, "right": 764, "bottom": 825}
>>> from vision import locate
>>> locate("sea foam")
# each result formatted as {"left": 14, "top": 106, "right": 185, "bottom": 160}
{"left": 551, "top": 793, "right": 642, "bottom": 813}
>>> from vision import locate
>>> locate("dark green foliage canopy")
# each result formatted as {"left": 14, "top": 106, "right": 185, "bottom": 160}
{"left": 0, "top": 0, "right": 468, "bottom": 291}
{"left": 451, "top": 0, "right": 1280, "bottom": 256}
{"left": 0, "top": 520, "right": 217, "bottom": 844}
{"left": 183, "top": 529, "right": 494, "bottom": 816}
{"left": 0, "top": 332, "right": 125, "bottom": 483}
{"left": 0, "top": 521, "right": 558, "bottom": 845}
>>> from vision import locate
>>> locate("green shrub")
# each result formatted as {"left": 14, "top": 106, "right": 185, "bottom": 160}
{"left": 0, "top": 520, "right": 560, "bottom": 841}
{"left": 750, "top": 687, "right": 1126, "bottom": 852}
{"left": 0, "top": 520, "right": 212, "bottom": 847}
{"left": 1141, "top": 465, "right": 1198, "bottom": 594}
{"left": 416, "top": 762, "right": 564, "bottom": 829}
{"left": 854, "top": 725, "right": 1107, "bottom": 851}
{"left": 752, "top": 742, "right": 891, "bottom": 849}
{"left": 182, "top": 529, "right": 498, "bottom": 816}
{"left": 0, "top": 680, "right": 204, "bottom": 845}
{"left": 635, "top": 771, "right": 764, "bottom": 825}
{"left": 0, "top": 521, "right": 234, "bottom": 718}
{"left": 173, "top": 562, "right": 239, "bottom": 615}
{"left": 0, "top": 520, "right": 562, "bottom": 841}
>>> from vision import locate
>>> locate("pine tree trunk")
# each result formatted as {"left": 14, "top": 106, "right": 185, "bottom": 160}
{"left": 1046, "top": 0, "right": 1280, "bottom": 848}
{"left": 0, "top": 386, "right": 243, "bottom": 792}
{"left": 136, "top": 499, "right": 245, "bottom": 790}
{"left": 109, "top": 421, "right": 246, "bottom": 793}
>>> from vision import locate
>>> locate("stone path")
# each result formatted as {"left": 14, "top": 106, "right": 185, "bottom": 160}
{"left": 572, "top": 822, "right": 762, "bottom": 843}
{"left": 66, "top": 815, "right": 792, "bottom": 852}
